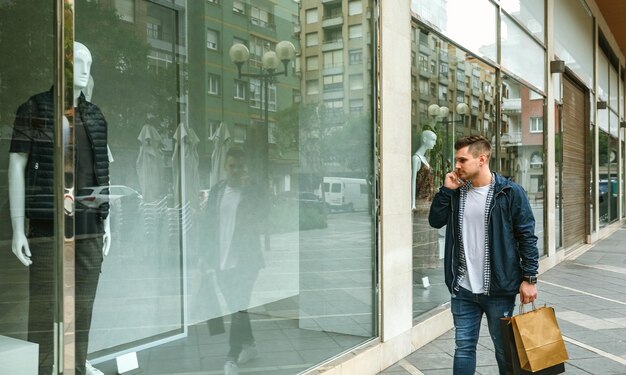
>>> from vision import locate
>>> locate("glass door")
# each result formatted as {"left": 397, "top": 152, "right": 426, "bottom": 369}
{"left": 0, "top": 1, "right": 65, "bottom": 373}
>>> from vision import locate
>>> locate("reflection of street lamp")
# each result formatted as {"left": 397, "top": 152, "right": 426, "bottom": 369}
{"left": 229, "top": 41, "right": 296, "bottom": 186}
{"left": 229, "top": 41, "right": 295, "bottom": 252}
{"left": 428, "top": 102, "right": 470, "bottom": 158}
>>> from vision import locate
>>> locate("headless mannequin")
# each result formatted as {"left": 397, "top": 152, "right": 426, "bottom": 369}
{"left": 8, "top": 42, "right": 108, "bottom": 375}
{"left": 411, "top": 130, "right": 437, "bottom": 210}
{"left": 8, "top": 43, "right": 110, "bottom": 266}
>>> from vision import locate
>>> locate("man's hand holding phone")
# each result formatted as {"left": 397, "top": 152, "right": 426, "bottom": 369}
{"left": 444, "top": 171, "right": 465, "bottom": 190}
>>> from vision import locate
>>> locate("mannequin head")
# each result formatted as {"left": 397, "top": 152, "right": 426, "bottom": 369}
{"left": 74, "top": 42, "right": 93, "bottom": 90}
{"left": 420, "top": 130, "right": 437, "bottom": 151}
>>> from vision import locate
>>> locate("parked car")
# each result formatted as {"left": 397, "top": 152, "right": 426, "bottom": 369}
{"left": 272, "top": 191, "right": 328, "bottom": 231}
{"left": 76, "top": 185, "right": 143, "bottom": 212}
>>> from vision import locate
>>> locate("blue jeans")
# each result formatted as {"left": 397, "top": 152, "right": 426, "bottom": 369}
{"left": 451, "top": 287, "right": 516, "bottom": 375}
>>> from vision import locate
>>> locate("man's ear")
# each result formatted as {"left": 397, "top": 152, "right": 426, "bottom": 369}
{"left": 479, "top": 153, "right": 488, "bottom": 166}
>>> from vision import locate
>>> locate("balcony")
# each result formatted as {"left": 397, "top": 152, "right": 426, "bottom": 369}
{"left": 322, "top": 14, "right": 343, "bottom": 28}
{"left": 501, "top": 131, "right": 522, "bottom": 145}
{"left": 322, "top": 39, "right": 344, "bottom": 51}
{"left": 322, "top": 0, "right": 342, "bottom": 3}
{"left": 502, "top": 98, "right": 521, "bottom": 113}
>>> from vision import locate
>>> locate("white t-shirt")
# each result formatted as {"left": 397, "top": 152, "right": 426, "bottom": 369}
{"left": 219, "top": 185, "right": 242, "bottom": 270}
{"left": 460, "top": 184, "right": 490, "bottom": 293}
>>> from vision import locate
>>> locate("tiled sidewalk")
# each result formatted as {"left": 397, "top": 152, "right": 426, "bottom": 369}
{"left": 381, "top": 224, "right": 626, "bottom": 375}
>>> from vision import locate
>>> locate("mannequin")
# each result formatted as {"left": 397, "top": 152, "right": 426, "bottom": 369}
{"left": 411, "top": 129, "right": 436, "bottom": 210}
{"left": 8, "top": 42, "right": 108, "bottom": 375}
{"left": 411, "top": 129, "right": 440, "bottom": 273}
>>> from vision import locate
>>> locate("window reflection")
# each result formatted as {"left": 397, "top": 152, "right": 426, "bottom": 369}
{"left": 411, "top": 26, "right": 497, "bottom": 317}
{"left": 71, "top": 0, "right": 376, "bottom": 373}
{"left": 499, "top": 77, "right": 545, "bottom": 253}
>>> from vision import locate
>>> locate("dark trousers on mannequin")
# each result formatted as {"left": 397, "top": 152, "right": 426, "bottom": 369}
{"left": 28, "top": 235, "right": 103, "bottom": 375}
{"left": 216, "top": 267, "right": 258, "bottom": 360}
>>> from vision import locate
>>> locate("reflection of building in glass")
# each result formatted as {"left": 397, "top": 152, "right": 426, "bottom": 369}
{"left": 410, "top": 27, "right": 496, "bottom": 164}
{"left": 297, "top": 0, "right": 372, "bottom": 175}
{"left": 500, "top": 80, "right": 544, "bottom": 194}
{"left": 186, "top": 1, "right": 301, "bottom": 192}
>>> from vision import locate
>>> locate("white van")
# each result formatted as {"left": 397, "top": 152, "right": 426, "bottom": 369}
{"left": 318, "top": 177, "right": 368, "bottom": 211}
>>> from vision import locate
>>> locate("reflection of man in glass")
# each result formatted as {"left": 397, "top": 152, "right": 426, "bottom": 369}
{"left": 205, "top": 147, "right": 265, "bottom": 375}
{"left": 8, "top": 42, "right": 109, "bottom": 375}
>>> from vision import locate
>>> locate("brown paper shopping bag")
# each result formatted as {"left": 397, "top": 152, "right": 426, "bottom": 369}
{"left": 510, "top": 304, "right": 569, "bottom": 372}
{"left": 501, "top": 317, "right": 565, "bottom": 374}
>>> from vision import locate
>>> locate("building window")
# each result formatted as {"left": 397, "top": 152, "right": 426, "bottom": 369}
{"left": 323, "top": 50, "right": 343, "bottom": 68}
{"left": 234, "top": 124, "right": 247, "bottom": 143}
{"left": 207, "top": 0, "right": 219, "bottom": 4}
{"left": 412, "top": 100, "right": 416, "bottom": 116}
{"left": 306, "top": 8, "right": 318, "bottom": 23}
{"left": 530, "top": 116, "right": 543, "bottom": 133}
{"left": 323, "top": 74, "right": 343, "bottom": 91}
{"left": 234, "top": 80, "right": 246, "bottom": 100}
{"left": 114, "top": 0, "right": 135, "bottom": 22}
{"left": 419, "top": 79, "right": 428, "bottom": 93}
{"left": 268, "top": 121, "right": 277, "bottom": 144}
{"left": 411, "top": 76, "right": 416, "bottom": 92}
{"left": 350, "top": 99, "right": 364, "bottom": 113}
{"left": 251, "top": 6, "right": 273, "bottom": 28}
{"left": 350, "top": 74, "right": 364, "bottom": 90}
{"left": 348, "top": 0, "right": 363, "bottom": 16}
{"left": 249, "top": 36, "right": 275, "bottom": 66}
{"left": 146, "top": 22, "right": 161, "bottom": 39}
{"left": 419, "top": 53, "right": 428, "bottom": 71}
{"left": 456, "top": 69, "right": 466, "bottom": 83}
{"left": 306, "top": 32, "right": 318, "bottom": 47}
{"left": 438, "top": 85, "right": 447, "bottom": 101}
{"left": 207, "top": 73, "right": 220, "bottom": 95}
{"left": 250, "top": 78, "right": 277, "bottom": 111}
{"left": 306, "top": 56, "right": 319, "bottom": 71}
{"left": 207, "top": 29, "right": 219, "bottom": 50}
{"left": 349, "top": 49, "right": 363, "bottom": 65}
{"left": 439, "top": 62, "right": 448, "bottom": 78}
{"left": 306, "top": 80, "right": 319, "bottom": 95}
{"left": 324, "top": 99, "right": 344, "bottom": 118}
{"left": 147, "top": 50, "right": 172, "bottom": 73}
{"left": 349, "top": 24, "right": 363, "bottom": 39}
{"left": 233, "top": 0, "right": 245, "bottom": 14}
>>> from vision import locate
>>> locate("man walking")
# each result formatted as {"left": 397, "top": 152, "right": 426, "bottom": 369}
{"left": 429, "top": 135, "right": 539, "bottom": 374}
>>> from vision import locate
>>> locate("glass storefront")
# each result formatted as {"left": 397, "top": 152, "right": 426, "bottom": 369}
{"left": 0, "top": 0, "right": 377, "bottom": 373}
{"left": 598, "top": 47, "right": 620, "bottom": 227}
{"left": 411, "top": 0, "right": 546, "bottom": 319}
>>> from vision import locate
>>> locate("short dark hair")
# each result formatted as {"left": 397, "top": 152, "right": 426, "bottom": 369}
{"left": 455, "top": 135, "right": 491, "bottom": 158}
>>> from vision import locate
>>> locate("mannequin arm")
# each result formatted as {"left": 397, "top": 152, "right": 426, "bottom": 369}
{"left": 8, "top": 153, "right": 32, "bottom": 266}
{"left": 102, "top": 215, "right": 111, "bottom": 256}
{"left": 411, "top": 154, "right": 422, "bottom": 210}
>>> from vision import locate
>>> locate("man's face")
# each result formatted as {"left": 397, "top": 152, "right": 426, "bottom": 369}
{"left": 224, "top": 155, "right": 246, "bottom": 185}
{"left": 454, "top": 145, "right": 484, "bottom": 181}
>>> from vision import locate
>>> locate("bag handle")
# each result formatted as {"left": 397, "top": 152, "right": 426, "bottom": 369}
{"left": 518, "top": 301, "right": 536, "bottom": 314}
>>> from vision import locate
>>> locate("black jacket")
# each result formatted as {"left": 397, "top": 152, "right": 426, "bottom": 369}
{"left": 11, "top": 88, "right": 109, "bottom": 220}
{"left": 429, "top": 172, "right": 539, "bottom": 296}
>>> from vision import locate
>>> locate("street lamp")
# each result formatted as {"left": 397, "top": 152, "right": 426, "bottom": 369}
{"left": 229, "top": 41, "right": 296, "bottom": 251}
{"left": 428, "top": 102, "right": 470, "bottom": 159}
{"left": 229, "top": 41, "right": 296, "bottom": 187}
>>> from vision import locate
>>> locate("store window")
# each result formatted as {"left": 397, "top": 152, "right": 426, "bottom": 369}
{"left": 2, "top": 0, "right": 378, "bottom": 373}
{"left": 500, "top": 76, "right": 545, "bottom": 254}
{"left": 410, "top": 28, "right": 497, "bottom": 318}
